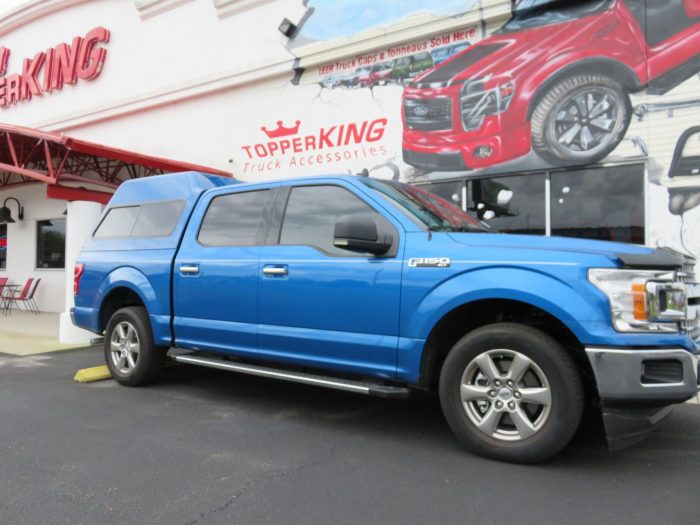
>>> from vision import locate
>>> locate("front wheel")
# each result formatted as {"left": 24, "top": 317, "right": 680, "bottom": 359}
{"left": 439, "top": 323, "right": 584, "bottom": 463}
{"left": 104, "top": 306, "right": 166, "bottom": 386}
{"left": 531, "top": 73, "right": 632, "bottom": 166}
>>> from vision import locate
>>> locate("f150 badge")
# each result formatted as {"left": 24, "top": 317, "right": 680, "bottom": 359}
{"left": 408, "top": 257, "right": 451, "bottom": 268}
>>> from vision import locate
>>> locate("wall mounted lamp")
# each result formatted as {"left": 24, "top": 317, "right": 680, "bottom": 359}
{"left": 0, "top": 197, "right": 24, "bottom": 224}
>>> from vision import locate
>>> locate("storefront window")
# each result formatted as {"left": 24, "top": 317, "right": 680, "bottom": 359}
{"left": 0, "top": 224, "right": 6, "bottom": 269}
{"left": 423, "top": 180, "right": 466, "bottom": 210}
{"left": 550, "top": 164, "right": 644, "bottom": 244}
{"left": 468, "top": 174, "right": 546, "bottom": 235}
{"left": 36, "top": 219, "right": 66, "bottom": 269}
{"left": 416, "top": 163, "right": 645, "bottom": 242}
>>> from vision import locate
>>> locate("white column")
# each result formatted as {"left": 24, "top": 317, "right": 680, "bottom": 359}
{"left": 59, "top": 200, "right": 103, "bottom": 344}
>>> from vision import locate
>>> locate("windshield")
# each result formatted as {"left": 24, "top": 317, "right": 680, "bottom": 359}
{"left": 361, "top": 178, "right": 490, "bottom": 232}
{"left": 498, "top": 0, "right": 612, "bottom": 33}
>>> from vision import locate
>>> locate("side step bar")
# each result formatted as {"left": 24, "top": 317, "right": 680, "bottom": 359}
{"left": 170, "top": 353, "right": 411, "bottom": 399}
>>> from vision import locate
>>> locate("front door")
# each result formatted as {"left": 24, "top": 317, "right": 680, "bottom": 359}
{"left": 257, "top": 183, "right": 403, "bottom": 379}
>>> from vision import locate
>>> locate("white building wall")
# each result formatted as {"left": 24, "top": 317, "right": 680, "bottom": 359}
{"left": 59, "top": 200, "right": 103, "bottom": 343}
{"left": 0, "top": 184, "right": 68, "bottom": 313}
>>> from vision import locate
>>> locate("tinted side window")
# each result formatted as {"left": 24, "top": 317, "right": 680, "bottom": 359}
{"left": 94, "top": 201, "right": 185, "bottom": 239}
{"left": 131, "top": 201, "right": 185, "bottom": 237}
{"left": 280, "top": 185, "right": 391, "bottom": 256}
{"left": 198, "top": 190, "right": 270, "bottom": 246}
{"left": 94, "top": 206, "right": 140, "bottom": 238}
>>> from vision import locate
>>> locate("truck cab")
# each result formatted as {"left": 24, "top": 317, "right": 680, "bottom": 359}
{"left": 73, "top": 171, "right": 699, "bottom": 463}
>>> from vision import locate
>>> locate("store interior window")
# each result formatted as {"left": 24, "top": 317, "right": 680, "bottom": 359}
{"left": 36, "top": 219, "right": 66, "bottom": 269}
{"left": 417, "top": 163, "right": 645, "bottom": 242}
{"left": 423, "top": 180, "right": 466, "bottom": 210}
{"left": 550, "top": 164, "right": 644, "bottom": 244}
{"left": 468, "top": 174, "right": 546, "bottom": 235}
{"left": 0, "top": 223, "right": 6, "bottom": 269}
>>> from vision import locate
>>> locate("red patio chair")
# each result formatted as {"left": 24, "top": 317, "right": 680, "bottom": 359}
{"left": 16, "top": 278, "right": 41, "bottom": 314}
{"left": 0, "top": 277, "right": 7, "bottom": 313}
{"left": 4, "top": 277, "right": 33, "bottom": 315}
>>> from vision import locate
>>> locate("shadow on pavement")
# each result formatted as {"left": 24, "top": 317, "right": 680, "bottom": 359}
{"left": 156, "top": 361, "right": 669, "bottom": 469}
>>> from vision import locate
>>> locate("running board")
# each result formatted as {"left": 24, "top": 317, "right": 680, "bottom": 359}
{"left": 170, "top": 354, "right": 411, "bottom": 399}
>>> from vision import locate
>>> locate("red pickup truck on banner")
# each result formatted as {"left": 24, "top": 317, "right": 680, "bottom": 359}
{"left": 402, "top": 0, "right": 700, "bottom": 171}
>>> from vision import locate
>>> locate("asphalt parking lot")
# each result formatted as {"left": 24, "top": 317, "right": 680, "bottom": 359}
{"left": 1, "top": 348, "right": 699, "bottom": 525}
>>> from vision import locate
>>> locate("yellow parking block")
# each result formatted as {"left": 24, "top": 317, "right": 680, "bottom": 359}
{"left": 74, "top": 365, "right": 112, "bottom": 383}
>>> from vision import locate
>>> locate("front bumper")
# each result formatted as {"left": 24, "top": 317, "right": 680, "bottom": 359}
{"left": 586, "top": 347, "right": 699, "bottom": 404}
{"left": 400, "top": 87, "right": 533, "bottom": 171}
{"left": 585, "top": 346, "right": 699, "bottom": 450}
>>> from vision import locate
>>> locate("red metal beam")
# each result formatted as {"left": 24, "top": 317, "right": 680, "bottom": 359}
{"left": 46, "top": 185, "right": 113, "bottom": 204}
{"left": 0, "top": 123, "right": 234, "bottom": 190}
{"left": 0, "top": 161, "right": 54, "bottom": 184}
{"left": 59, "top": 173, "right": 118, "bottom": 189}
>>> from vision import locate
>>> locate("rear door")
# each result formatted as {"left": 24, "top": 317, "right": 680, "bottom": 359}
{"left": 172, "top": 186, "right": 273, "bottom": 357}
{"left": 257, "top": 182, "right": 404, "bottom": 378}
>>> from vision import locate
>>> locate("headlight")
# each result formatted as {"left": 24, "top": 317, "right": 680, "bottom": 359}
{"left": 460, "top": 77, "right": 515, "bottom": 131}
{"left": 588, "top": 269, "right": 687, "bottom": 333}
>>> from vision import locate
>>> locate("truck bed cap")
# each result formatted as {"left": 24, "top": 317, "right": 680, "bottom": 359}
{"left": 109, "top": 171, "right": 238, "bottom": 207}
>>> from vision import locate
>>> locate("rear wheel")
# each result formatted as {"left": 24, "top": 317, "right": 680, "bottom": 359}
{"left": 439, "top": 323, "right": 584, "bottom": 463}
{"left": 104, "top": 306, "right": 166, "bottom": 386}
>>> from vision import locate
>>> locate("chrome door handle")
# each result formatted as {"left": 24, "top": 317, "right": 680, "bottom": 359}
{"left": 262, "top": 266, "right": 288, "bottom": 276}
{"left": 179, "top": 265, "right": 200, "bottom": 275}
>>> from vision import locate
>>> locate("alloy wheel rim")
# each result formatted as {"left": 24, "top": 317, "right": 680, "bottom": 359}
{"left": 550, "top": 86, "right": 621, "bottom": 157}
{"left": 110, "top": 321, "right": 140, "bottom": 374}
{"left": 460, "top": 349, "right": 551, "bottom": 442}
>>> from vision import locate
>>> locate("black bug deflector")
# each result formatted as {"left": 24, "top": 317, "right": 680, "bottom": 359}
{"left": 616, "top": 248, "right": 686, "bottom": 270}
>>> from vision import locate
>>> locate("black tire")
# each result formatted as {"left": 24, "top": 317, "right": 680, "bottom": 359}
{"left": 104, "top": 306, "right": 166, "bottom": 386}
{"left": 439, "top": 323, "right": 584, "bottom": 463}
{"left": 531, "top": 73, "right": 632, "bottom": 166}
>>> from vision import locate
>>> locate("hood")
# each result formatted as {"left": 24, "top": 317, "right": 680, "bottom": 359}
{"left": 448, "top": 232, "right": 654, "bottom": 263}
{"left": 412, "top": 3, "right": 615, "bottom": 88}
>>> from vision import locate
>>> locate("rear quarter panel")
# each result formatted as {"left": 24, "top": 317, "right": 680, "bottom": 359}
{"left": 74, "top": 250, "right": 175, "bottom": 345}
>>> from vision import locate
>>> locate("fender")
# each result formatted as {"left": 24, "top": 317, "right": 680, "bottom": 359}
{"left": 95, "top": 266, "right": 159, "bottom": 313}
{"left": 93, "top": 266, "right": 172, "bottom": 345}
{"left": 523, "top": 55, "right": 642, "bottom": 121}
{"left": 404, "top": 266, "right": 607, "bottom": 344}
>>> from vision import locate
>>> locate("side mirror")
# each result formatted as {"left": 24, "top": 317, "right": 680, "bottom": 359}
{"left": 333, "top": 215, "right": 392, "bottom": 256}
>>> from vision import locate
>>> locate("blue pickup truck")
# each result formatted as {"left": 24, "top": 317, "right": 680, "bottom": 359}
{"left": 72, "top": 171, "right": 700, "bottom": 463}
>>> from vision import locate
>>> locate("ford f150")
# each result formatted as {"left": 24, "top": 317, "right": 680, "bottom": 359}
{"left": 72, "top": 172, "right": 700, "bottom": 463}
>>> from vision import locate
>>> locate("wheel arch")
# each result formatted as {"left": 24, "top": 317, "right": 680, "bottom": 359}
{"left": 95, "top": 266, "right": 159, "bottom": 333}
{"left": 418, "top": 299, "right": 595, "bottom": 393}
{"left": 98, "top": 286, "right": 147, "bottom": 333}
{"left": 526, "top": 58, "right": 641, "bottom": 121}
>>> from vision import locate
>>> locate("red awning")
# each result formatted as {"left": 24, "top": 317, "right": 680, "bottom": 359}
{"left": 0, "top": 123, "right": 233, "bottom": 201}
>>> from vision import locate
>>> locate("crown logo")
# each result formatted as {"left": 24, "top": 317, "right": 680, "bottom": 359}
{"left": 261, "top": 120, "right": 301, "bottom": 139}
